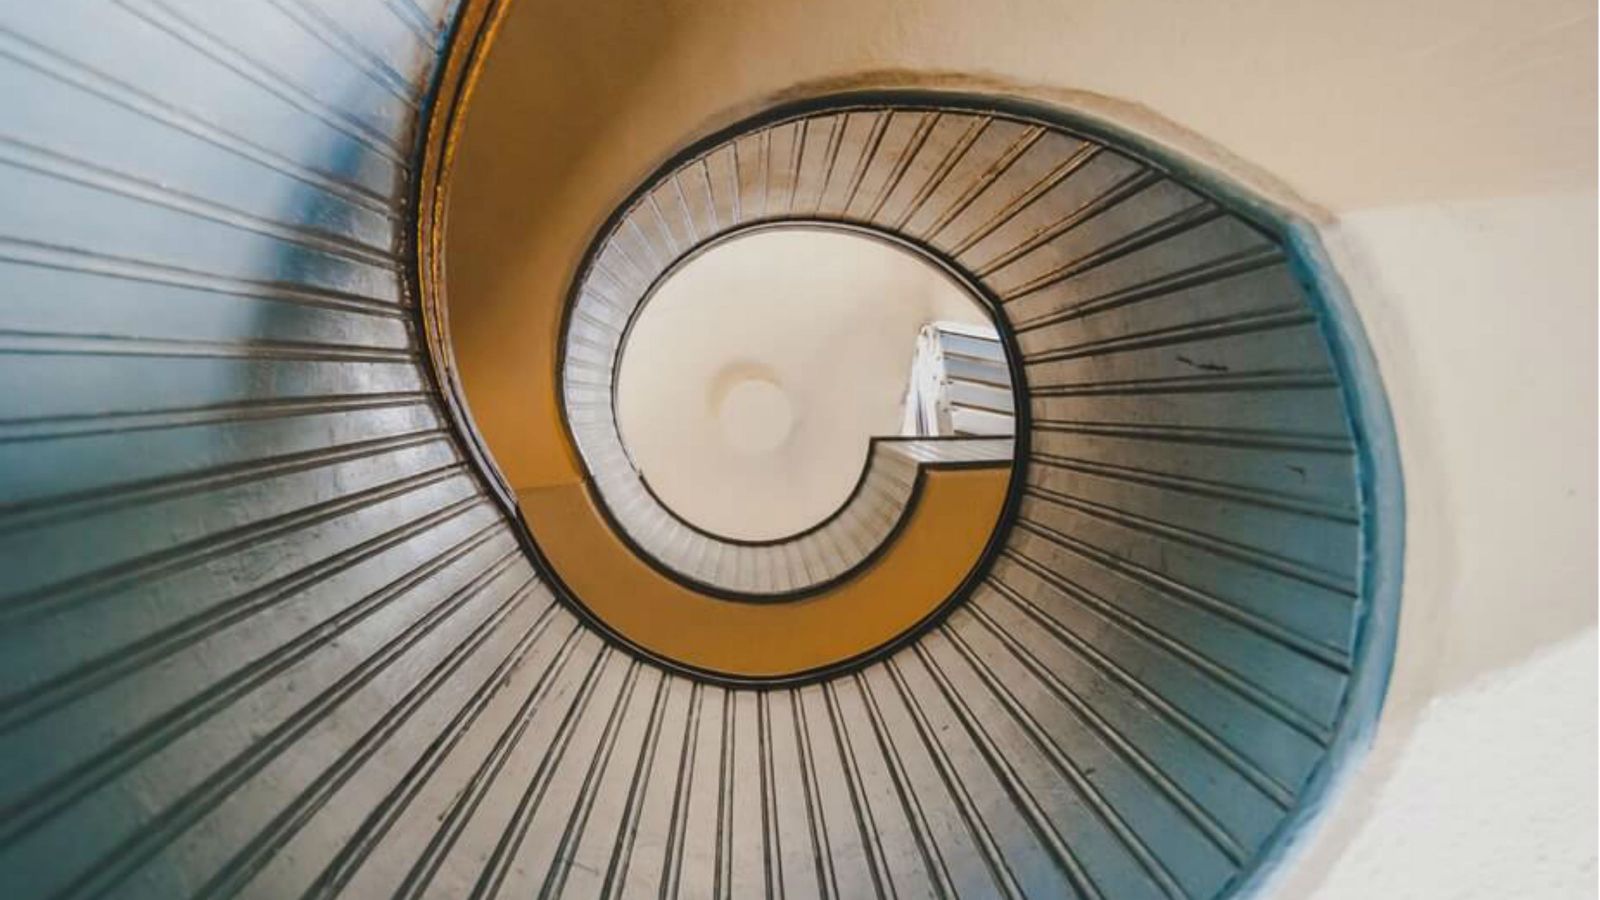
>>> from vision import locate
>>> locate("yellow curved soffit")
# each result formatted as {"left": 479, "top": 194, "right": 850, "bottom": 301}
{"left": 518, "top": 467, "right": 1007, "bottom": 678}
{"left": 418, "top": 0, "right": 586, "bottom": 492}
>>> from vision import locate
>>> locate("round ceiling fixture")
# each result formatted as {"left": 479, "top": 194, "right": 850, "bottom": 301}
{"left": 715, "top": 376, "right": 793, "bottom": 456}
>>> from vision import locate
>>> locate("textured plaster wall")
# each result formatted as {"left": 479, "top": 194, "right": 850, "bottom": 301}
{"left": 445, "top": 0, "right": 1597, "bottom": 893}
{"left": 1305, "top": 630, "right": 1597, "bottom": 899}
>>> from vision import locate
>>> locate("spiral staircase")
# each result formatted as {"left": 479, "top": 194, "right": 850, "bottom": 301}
{"left": 0, "top": 1, "right": 1408, "bottom": 897}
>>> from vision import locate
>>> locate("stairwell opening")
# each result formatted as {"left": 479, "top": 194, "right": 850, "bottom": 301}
{"left": 613, "top": 226, "right": 1016, "bottom": 541}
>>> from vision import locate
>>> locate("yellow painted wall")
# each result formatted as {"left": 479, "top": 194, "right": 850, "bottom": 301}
{"left": 517, "top": 466, "right": 1008, "bottom": 678}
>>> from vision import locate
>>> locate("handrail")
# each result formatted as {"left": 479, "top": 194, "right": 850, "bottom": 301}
{"left": 585, "top": 436, "right": 1012, "bottom": 599}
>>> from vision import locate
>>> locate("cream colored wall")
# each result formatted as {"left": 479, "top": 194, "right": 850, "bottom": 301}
{"left": 446, "top": 0, "right": 1596, "bottom": 893}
